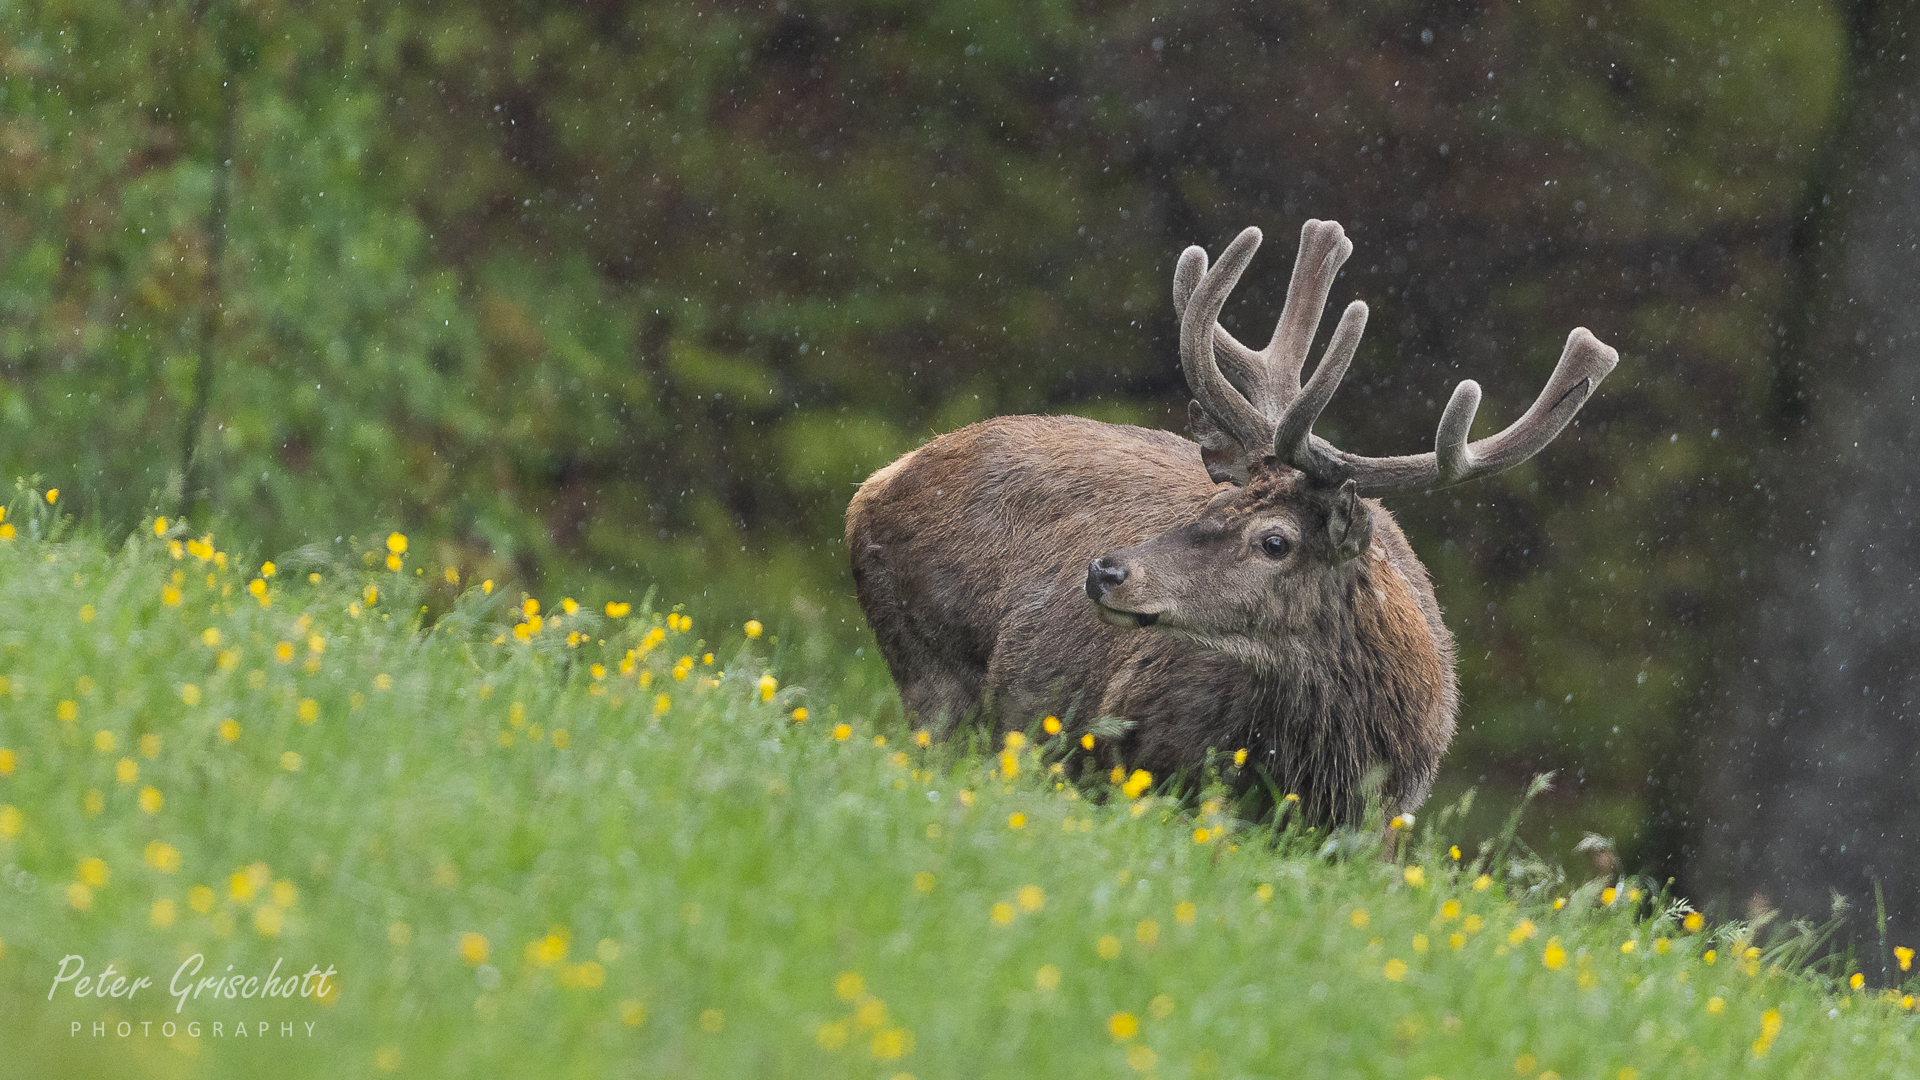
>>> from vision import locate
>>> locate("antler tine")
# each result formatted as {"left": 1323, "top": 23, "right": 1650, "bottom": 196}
{"left": 1272, "top": 299, "right": 1368, "bottom": 468}
{"left": 1178, "top": 227, "right": 1270, "bottom": 452}
{"left": 1173, "top": 244, "right": 1266, "bottom": 398}
{"left": 1430, "top": 327, "right": 1619, "bottom": 483}
{"left": 1172, "top": 245, "right": 1206, "bottom": 314}
{"left": 1251, "top": 220, "right": 1354, "bottom": 416}
{"left": 1301, "top": 327, "right": 1620, "bottom": 496}
{"left": 1433, "top": 380, "right": 1482, "bottom": 483}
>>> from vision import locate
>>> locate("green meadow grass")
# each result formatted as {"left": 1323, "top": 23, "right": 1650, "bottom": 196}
{"left": 1, "top": 494, "right": 1916, "bottom": 1078}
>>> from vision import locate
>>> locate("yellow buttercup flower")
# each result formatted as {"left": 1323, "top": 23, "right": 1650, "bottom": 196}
{"left": 1754, "top": 1007, "right": 1783, "bottom": 1057}
{"left": 143, "top": 841, "right": 181, "bottom": 872}
{"left": 1543, "top": 939, "right": 1567, "bottom": 970}
{"left": 525, "top": 931, "right": 569, "bottom": 967}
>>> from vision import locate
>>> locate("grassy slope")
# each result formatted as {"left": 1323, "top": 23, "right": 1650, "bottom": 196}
{"left": 0, "top": 505, "right": 1913, "bottom": 1078}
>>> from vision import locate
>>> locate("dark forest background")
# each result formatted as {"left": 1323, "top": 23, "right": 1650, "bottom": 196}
{"left": 3, "top": 0, "right": 1916, "bottom": 957}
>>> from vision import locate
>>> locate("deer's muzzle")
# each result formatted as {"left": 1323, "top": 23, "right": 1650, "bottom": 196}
{"left": 1086, "top": 557, "right": 1159, "bottom": 628}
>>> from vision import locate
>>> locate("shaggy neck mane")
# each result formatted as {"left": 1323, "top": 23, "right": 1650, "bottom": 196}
{"left": 1230, "top": 549, "right": 1443, "bottom": 824}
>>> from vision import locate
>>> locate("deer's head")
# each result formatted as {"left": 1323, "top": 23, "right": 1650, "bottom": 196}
{"left": 1085, "top": 220, "right": 1618, "bottom": 661}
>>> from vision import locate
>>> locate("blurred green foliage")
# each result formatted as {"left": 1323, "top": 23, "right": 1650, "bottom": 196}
{"left": 0, "top": 2, "right": 1846, "bottom": 867}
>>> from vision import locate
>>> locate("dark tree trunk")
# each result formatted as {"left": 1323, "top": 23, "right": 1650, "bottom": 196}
{"left": 1695, "top": 0, "right": 1920, "bottom": 966}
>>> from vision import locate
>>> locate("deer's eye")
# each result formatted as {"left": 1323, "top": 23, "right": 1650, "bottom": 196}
{"left": 1259, "top": 534, "right": 1291, "bottom": 559}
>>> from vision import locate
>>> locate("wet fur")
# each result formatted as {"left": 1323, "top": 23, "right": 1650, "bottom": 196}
{"left": 847, "top": 414, "right": 1458, "bottom": 823}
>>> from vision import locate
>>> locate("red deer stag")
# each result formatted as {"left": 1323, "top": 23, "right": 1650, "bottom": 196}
{"left": 847, "top": 220, "right": 1617, "bottom": 823}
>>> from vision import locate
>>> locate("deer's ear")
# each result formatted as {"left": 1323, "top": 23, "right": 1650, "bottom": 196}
{"left": 1327, "top": 479, "right": 1373, "bottom": 563}
{"left": 1189, "top": 401, "right": 1249, "bottom": 485}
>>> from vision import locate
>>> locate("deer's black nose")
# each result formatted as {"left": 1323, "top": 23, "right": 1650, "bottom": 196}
{"left": 1085, "top": 556, "right": 1129, "bottom": 600}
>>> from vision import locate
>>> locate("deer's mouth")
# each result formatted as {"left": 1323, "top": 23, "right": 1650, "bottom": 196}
{"left": 1094, "top": 603, "right": 1161, "bottom": 629}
